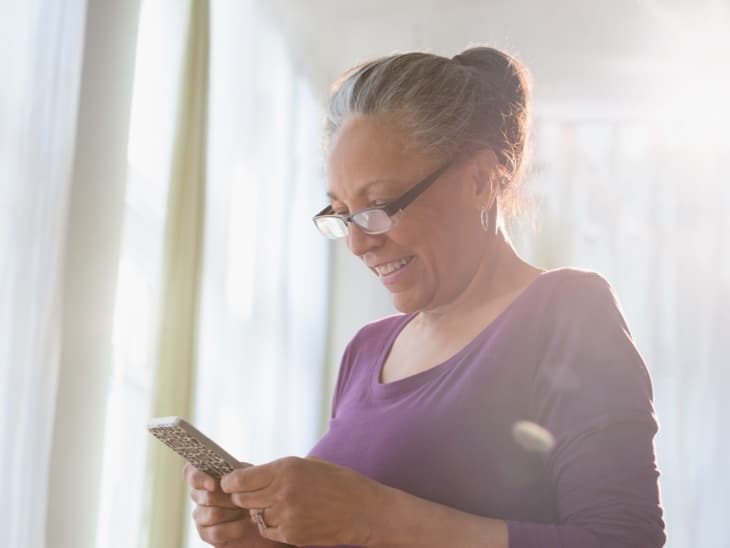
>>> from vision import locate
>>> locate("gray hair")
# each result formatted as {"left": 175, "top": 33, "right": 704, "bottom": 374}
{"left": 325, "top": 46, "right": 532, "bottom": 215}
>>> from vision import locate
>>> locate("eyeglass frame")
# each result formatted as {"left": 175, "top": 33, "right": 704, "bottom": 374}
{"left": 312, "top": 158, "right": 456, "bottom": 239}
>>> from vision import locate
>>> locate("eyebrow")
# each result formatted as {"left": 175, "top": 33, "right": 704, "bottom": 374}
{"left": 325, "top": 178, "right": 403, "bottom": 202}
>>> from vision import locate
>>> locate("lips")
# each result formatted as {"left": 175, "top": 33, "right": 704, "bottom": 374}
{"left": 371, "top": 256, "right": 414, "bottom": 277}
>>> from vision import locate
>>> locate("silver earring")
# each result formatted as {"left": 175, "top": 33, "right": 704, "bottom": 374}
{"left": 480, "top": 208, "right": 489, "bottom": 232}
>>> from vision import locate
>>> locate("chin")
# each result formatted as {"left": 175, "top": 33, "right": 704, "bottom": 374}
{"left": 392, "top": 302, "right": 416, "bottom": 314}
{"left": 389, "top": 292, "right": 425, "bottom": 314}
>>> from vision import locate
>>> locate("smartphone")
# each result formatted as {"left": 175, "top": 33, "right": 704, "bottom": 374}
{"left": 147, "top": 416, "right": 244, "bottom": 480}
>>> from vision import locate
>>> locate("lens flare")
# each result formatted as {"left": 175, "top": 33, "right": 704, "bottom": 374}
{"left": 512, "top": 420, "right": 556, "bottom": 454}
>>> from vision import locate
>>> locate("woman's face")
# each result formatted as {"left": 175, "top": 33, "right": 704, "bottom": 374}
{"left": 326, "top": 114, "right": 492, "bottom": 313}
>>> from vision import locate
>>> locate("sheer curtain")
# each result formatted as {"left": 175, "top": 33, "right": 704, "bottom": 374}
{"left": 188, "top": 0, "right": 329, "bottom": 544}
{"left": 1, "top": 0, "right": 328, "bottom": 546}
{"left": 146, "top": 1, "right": 210, "bottom": 546}
{"left": 511, "top": 115, "right": 730, "bottom": 548}
{"left": 94, "top": 1, "right": 188, "bottom": 547}
{"left": 0, "top": 1, "right": 86, "bottom": 547}
{"left": 89, "top": 1, "right": 330, "bottom": 547}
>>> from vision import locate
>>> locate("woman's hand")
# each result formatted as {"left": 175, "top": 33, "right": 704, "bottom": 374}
{"left": 220, "top": 456, "right": 384, "bottom": 547}
{"left": 184, "top": 463, "right": 292, "bottom": 548}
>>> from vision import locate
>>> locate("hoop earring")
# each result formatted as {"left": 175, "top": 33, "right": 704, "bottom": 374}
{"left": 480, "top": 208, "right": 490, "bottom": 232}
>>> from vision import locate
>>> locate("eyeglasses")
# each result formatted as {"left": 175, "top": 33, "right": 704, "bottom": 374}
{"left": 312, "top": 159, "right": 454, "bottom": 239}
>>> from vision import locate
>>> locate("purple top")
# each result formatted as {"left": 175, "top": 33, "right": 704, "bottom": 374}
{"left": 308, "top": 268, "right": 666, "bottom": 548}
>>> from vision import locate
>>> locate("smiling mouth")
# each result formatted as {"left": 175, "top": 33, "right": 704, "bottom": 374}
{"left": 373, "top": 256, "right": 414, "bottom": 277}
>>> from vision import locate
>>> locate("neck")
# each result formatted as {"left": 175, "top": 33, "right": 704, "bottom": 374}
{"left": 415, "top": 229, "right": 535, "bottom": 331}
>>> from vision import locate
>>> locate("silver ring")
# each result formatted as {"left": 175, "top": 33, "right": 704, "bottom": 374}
{"left": 250, "top": 508, "right": 268, "bottom": 530}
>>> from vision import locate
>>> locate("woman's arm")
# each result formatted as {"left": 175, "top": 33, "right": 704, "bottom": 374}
{"left": 366, "top": 483, "right": 508, "bottom": 548}
{"left": 367, "top": 415, "right": 663, "bottom": 548}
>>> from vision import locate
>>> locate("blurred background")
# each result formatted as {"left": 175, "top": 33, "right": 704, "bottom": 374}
{"left": 1, "top": 0, "right": 728, "bottom": 547}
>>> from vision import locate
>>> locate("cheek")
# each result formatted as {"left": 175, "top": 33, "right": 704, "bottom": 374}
{"left": 393, "top": 213, "right": 472, "bottom": 266}
{"left": 389, "top": 192, "right": 479, "bottom": 254}
{"left": 419, "top": 213, "right": 481, "bottom": 274}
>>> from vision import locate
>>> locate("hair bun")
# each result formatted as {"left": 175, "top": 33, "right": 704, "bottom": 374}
{"left": 453, "top": 47, "right": 528, "bottom": 91}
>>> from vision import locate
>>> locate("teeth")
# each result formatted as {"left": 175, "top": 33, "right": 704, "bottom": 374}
{"left": 375, "top": 257, "right": 410, "bottom": 277}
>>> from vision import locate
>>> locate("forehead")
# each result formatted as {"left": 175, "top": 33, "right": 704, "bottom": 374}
{"left": 326, "top": 114, "right": 426, "bottom": 200}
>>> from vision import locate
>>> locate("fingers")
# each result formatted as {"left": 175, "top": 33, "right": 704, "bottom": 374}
{"left": 190, "top": 488, "right": 238, "bottom": 509}
{"left": 221, "top": 456, "right": 302, "bottom": 495}
{"left": 185, "top": 463, "right": 238, "bottom": 509}
{"left": 220, "top": 464, "right": 274, "bottom": 494}
{"left": 192, "top": 505, "right": 246, "bottom": 527}
{"left": 196, "top": 515, "right": 251, "bottom": 546}
{"left": 221, "top": 457, "right": 310, "bottom": 511}
{"left": 183, "top": 462, "right": 217, "bottom": 492}
{"left": 248, "top": 506, "right": 281, "bottom": 530}
{"left": 185, "top": 462, "right": 270, "bottom": 546}
{"left": 224, "top": 468, "right": 276, "bottom": 509}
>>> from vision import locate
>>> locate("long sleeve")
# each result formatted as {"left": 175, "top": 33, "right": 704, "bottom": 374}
{"left": 507, "top": 273, "right": 666, "bottom": 548}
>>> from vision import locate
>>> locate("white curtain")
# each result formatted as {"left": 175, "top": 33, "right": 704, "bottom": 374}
{"left": 188, "top": 0, "right": 329, "bottom": 544}
{"left": 87, "top": 1, "right": 330, "bottom": 547}
{"left": 94, "top": 1, "right": 189, "bottom": 547}
{"left": 0, "top": 1, "right": 86, "bottom": 547}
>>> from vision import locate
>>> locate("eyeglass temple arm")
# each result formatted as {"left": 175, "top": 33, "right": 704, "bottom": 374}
{"left": 382, "top": 162, "right": 452, "bottom": 215}
{"left": 314, "top": 159, "right": 452, "bottom": 220}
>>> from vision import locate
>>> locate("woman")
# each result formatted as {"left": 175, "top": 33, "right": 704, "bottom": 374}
{"left": 185, "top": 46, "right": 666, "bottom": 548}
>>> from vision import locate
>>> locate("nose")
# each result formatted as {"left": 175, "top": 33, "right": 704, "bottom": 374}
{"left": 346, "top": 223, "right": 382, "bottom": 257}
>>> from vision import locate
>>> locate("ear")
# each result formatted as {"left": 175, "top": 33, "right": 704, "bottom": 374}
{"left": 468, "top": 149, "right": 501, "bottom": 211}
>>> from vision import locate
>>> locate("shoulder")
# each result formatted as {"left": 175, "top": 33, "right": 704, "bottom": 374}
{"left": 536, "top": 267, "right": 626, "bottom": 328}
{"left": 531, "top": 268, "right": 655, "bottom": 424}
{"left": 539, "top": 266, "right": 615, "bottom": 296}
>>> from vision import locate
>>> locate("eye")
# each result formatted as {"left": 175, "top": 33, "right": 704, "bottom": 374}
{"left": 329, "top": 203, "right": 349, "bottom": 216}
{"left": 368, "top": 197, "right": 393, "bottom": 209}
